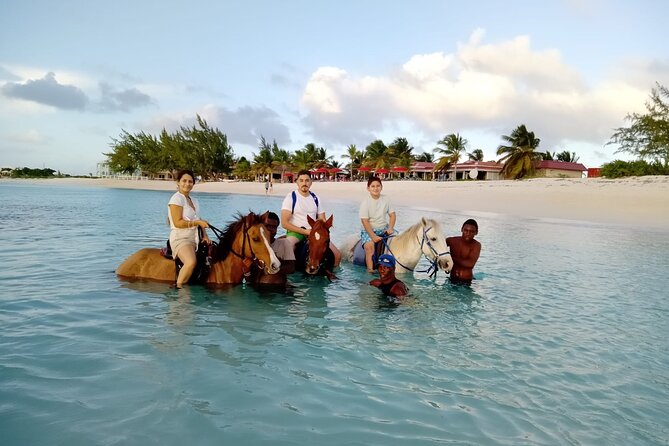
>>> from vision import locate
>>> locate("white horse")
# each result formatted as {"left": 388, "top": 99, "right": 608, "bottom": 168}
{"left": 341, "top": 217, "right": 453, "bottom": 275}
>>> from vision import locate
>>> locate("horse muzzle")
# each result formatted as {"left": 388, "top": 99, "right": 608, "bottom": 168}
{"left": 438, "top": 255, "right": 453, "bottom": 274}
{"left": 305, "top": 263, "right": 320, "bottom": 275}
{"left": 265, "top": 260, "right": 281, "bottom": 275}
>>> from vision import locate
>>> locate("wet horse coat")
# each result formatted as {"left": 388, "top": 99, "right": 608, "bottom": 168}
{"left": 116, "top": 212, "right": 281, "bottom": 285}
{"left": 342, "top": 217, "right": 452, "bottom": 275}
{"left": 295, "top": 215, "right": 337, "bottom": 280}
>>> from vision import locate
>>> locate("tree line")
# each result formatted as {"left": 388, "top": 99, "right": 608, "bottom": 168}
{"left": 104, "top": 83, "right": 668, "bottom": 180}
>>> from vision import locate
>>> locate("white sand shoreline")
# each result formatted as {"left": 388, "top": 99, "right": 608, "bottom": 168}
{"left": 6, "top": 176, "right": 669, "bottom": 230}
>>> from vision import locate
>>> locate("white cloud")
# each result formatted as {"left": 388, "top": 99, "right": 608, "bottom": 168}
{"left": 6, "top": 129, "right": 50, "bottom": 144}
{"left": 299, "top": 29, "right": 654, "bottom": 157}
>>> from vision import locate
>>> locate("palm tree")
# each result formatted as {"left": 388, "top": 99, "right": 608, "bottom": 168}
{"left": 251, "top": 136, "right": 274, "bottom": 181}
{"left": 415, "top": 152, "right": 434, "bottom": 163}
{"left": 496, "top": 124, "right": 542, "bottom": 179}
{"left": 271, "top": 142, "right": 291, "bottom": 182}
{"left": 341, "top": 144, "right": 362, "bottom": 179}
{"left": 541, "top": 150, "right": 556, "bottom": 161}
{"left": 365, "top": 139, "right": 397, "bottom": 171}
{"left": 556, "top": 150, "right": 580, "bottom": 162}
{"left": 388, "top": 137, "right": 415, "bottom": 168}
{"left": 434, "top": 133, "right": 468, "bottom": 180}
{"left": 467, "top": 149, "right": 484, "bottom": 161}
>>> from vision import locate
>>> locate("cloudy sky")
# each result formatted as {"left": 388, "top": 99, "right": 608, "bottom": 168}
{"left": 1, "top": 0, "right": 667, "bottom": 174}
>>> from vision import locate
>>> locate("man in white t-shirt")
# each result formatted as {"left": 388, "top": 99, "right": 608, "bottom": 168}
{"left": 280, "top": 170, "right": 341, "bottom": 266}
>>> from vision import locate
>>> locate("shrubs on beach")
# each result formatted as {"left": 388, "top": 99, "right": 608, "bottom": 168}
{"left": 600, "top": 160, "right": 669, "bottom": 178}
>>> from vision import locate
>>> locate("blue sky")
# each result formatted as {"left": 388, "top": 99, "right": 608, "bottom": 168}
{"left": 1, "top": 0, "right": 667, "bottom": 174}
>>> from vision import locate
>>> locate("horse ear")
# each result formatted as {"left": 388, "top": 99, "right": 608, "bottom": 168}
{"left": 325, "top": 214, "right": 333, "bottom": 228}
{"left": 307, "top": 214, "right": 316, "bottom": 226}
{"left": 260, "top": 211, "right": 269, "bottom": 221}
{"left": 421, "top": 217, "right": 427, "bottom": 226}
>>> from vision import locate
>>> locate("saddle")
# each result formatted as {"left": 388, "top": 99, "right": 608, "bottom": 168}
{"left": 352, "top": 237, "right": 387, "bottom": 268}
{"left": 161, "top": 229, "right": 216, "bottom": 285}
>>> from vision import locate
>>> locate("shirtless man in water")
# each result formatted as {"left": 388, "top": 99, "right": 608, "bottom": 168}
{"left": 446, "top": 219, "right": 481, "bottom": 284}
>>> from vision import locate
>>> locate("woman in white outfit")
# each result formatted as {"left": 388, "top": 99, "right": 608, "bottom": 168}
{"left": 168, "top": 169, "right": 210, "bottom": 287}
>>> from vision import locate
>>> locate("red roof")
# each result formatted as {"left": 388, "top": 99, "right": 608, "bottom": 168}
{"left": 455, "top": 161, "right": 502, "bottom": 172}
{"left": 536, "top": 160, "right": 587, "bottom": 171}
{"left": 411, "top": 161, "right": 436, "bottom": 172}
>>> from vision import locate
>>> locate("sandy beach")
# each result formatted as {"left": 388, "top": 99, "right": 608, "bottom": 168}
{"left": 12, "top": 176, "right": 669, "bottom": 230}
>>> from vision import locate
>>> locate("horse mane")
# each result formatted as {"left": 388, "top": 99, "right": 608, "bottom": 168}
{"left": 212, "top": 212, "right": 262, "bottom": 262}
{"left": 390, "top": 218, "right": 440, "bottom": 252}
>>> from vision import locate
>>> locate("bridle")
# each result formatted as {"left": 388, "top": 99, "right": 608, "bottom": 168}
{"left": 381, "top": 225, "right": 449, "bottom": 279}
{"left": 305, "top": 226, "right": 330, "bottom": 272}
{"left": 209, "top": 220, "right": 267, "bottom": 276}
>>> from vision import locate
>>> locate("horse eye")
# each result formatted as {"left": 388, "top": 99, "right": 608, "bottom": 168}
{"left": 431, "top": 237, "right": 437, "bottom": 241}
{"left": 252, "top": 237, "right": 260, "bottom": 242}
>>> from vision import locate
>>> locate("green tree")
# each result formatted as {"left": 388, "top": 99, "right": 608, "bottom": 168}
{"left": 556, "top": 150, "right": 579, "bottom": 163}
{"left": 105, "top": 114, "right": 235, "bottom": 179}
{"left": 541, "top": 150, "right": 556, "bottom": 161}
{"left": 272, "top": 142, "right": 292, "bottom": 182}
{"left": 105, "top": 131, "right": 140, "bottom": 174}
{"left": 291, "top": 149, "right": 313, "bottom": 171}
{"left": 609, "top": 82, "right": 669, "bottom": 166}
{"left": 496, "top": 124, "right": 542, "bottom": 179}
{"left": 434, "top": 133, "right": 468, "bottom": 179}
{"left": 252, "top": 136, "right": 275, "bottom": 180}
{"left": 365, "top": 139, "right": 392, "bottom": 169}
{"left": 181, "top": 115, "right": 235, "bottom": 179}
{"left": 232, "top": 156, "right": 252, "bottom": 180}
{"left": 387, "top": 137, "right": 414, "bottom": 168}
{"left": 414, "top": 152, "right": 434, "bottom": 163}
{"left": 342, "top": 144, "right": 363, "bottom": 179}
{"left": 467, "top": 149, "right": 484, "bottom": 161}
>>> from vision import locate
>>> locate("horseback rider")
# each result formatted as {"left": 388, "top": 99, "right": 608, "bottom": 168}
{"left": 359, "top": 176, "right": 396, "bottom": 272}
{"left": 280, "top": 169, "right": 341, "bottom": 266}
{"left": 167, "top": 169, "right": 211, "bottom": 287}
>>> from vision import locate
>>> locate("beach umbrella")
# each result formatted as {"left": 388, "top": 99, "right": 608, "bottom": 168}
{"left": 392, "top": 166, "right": 408, "bottom": 172}
{"left": 315, "top": 167, "right": 329, "bottom": 174}
{"left": 357, "top": 167, "right": 371, "bottom": 172}
{"left": 375, "top": 168, "right": 390, "bottom": 174}
{"left": 329, "top": 168, "right": 342, "bottom": 173}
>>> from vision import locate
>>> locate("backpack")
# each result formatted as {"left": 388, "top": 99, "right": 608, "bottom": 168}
{"left": 291, "top": 190, "right": 319, "bottom": 215}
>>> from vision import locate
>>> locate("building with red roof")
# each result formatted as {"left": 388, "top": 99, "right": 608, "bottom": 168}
{"left": 535, "top": 160, "right": 587, "bottom": 178}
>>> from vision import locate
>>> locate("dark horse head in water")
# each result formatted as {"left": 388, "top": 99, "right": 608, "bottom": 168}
{"left": 296, "top": 215, "right": 337, "bottom": 280}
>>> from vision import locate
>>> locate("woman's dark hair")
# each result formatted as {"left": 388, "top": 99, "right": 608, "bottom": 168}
{"left": 176, "top": 169, "right": 196, "bottom": 183}
{"left": 367, "top": 176, "right": 382, "bottom": 187}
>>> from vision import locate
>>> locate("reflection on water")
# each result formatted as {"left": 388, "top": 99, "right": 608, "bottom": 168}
{"left": 1, "top": 183, "right": 668, "bottom": 445}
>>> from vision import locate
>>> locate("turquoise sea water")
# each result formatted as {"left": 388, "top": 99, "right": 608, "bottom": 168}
{"left": 1, "top": 181, "right": 668, "bottom": 445}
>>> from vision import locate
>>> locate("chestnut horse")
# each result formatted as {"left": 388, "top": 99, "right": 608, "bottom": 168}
{"left": 251, "top": 214, "right": 337, "bottom": 286}
{"left": 116, "top": 212, "right": 281, "bottom": 285}
{"left": 295, "top": 215, "right": 337, "bottom": 280}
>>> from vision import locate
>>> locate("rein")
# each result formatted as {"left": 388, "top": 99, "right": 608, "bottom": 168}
{"left": 380, "top": 226, "right": 449, "bottom": 279}
{"left": 209, "top": 222, "right": 264, "bottom": 276}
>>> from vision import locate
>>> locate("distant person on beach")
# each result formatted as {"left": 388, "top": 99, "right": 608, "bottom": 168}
{"left": 359, "top": 176, "right": 396, "bottom": 272}
{"left": 168, "top": 169, "right": 210, "bottom": 287}
{"left": 264, "top": 178, "right": 270, "bottom": 195}
{"left": 280, "top": 169, "right": 341, "bottom": 265}
{"left": 446, "top": 219, "right": 481, "bottom": 284}
{"left": 369, "top": 254, "right": 408, "bottom": 298}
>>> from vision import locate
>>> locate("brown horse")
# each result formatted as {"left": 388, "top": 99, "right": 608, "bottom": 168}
{"left": 302, "top": 214, "right": 334, "bottom": 275}
{"left": 116, "top": 212, "right": 281, "bottom": 285}
{"left": 250, "top": 214, "right": 336, "bottom": 286}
